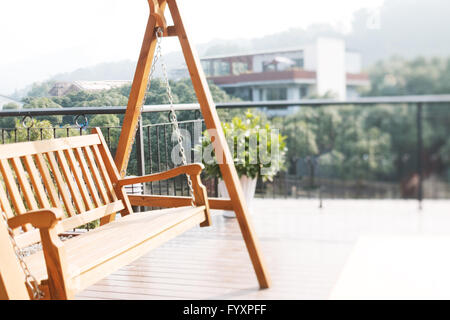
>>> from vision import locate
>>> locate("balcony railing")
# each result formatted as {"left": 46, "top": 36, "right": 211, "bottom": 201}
{"left": 1, "top": 94, "right": 450, "bottom": 207}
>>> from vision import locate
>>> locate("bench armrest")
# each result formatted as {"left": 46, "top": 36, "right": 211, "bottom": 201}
{"left": 8, "top": 208, "right": 64, "bottom": 230}
{"left": 8, "top": 208, "right": 71, "bottom": 299}
{"left": 119, "top": 163, "right": 212, "bottom": 227}
{"left": 117, "top": 163, "right": 204, "bottom": 187}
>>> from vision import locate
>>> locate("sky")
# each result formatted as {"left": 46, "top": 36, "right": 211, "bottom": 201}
{"left": 0, "top": 0, "right": 384, "bottom": 94}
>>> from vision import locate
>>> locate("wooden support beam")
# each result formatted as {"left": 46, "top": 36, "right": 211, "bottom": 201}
{"left": 128, "top": 195, "right": 234, "bottom": 211}
{"left": 166, "top": 26, "right": 178, "bottom": 37}
{"left": 115, "top": 0, "right": 167, "bottom": 177}
{"left": 149, "top": 0, "right": 168, "bottom": 29}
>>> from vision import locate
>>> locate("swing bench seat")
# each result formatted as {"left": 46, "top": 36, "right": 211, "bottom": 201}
{"left": 20, "top": 206, "right": 207, "bottom": 298}
{"left": 1, "top": 128, "right": 211, "bottom": 300}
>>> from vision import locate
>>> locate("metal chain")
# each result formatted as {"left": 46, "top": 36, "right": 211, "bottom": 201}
{"left": 1, "top": 211, "right": 44, "bottom": 300}
{"left": 152, "top": 27, "right": 196, "bottom": 207}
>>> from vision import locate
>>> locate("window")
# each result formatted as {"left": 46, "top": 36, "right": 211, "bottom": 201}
{"left": 202, "top": 61, "right": 212, "bottom": 76}
{"left": 259, "top": 89, "right": 264, "bottom": 101}
{"left": 232, "top": 62, "right": 249, "bottom": 75}
{"left": 213, "top": 61, "right": 231, "bottom": 76}
{"left": 293, "top": 58, "right": 304, "bottom": 69}
{"left": 300, "top": 86, "right": 308, "bottom": 98}
{"left": 266, "top": 88, "right": 287, "bottom": 101}
{"left": 228, "top": 88, "right": 252, "bottom": 101}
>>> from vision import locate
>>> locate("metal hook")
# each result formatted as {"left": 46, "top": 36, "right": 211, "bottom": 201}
{"left": 75, "top": 114, "right": 89, "bottom": 129}
{"left": 21, "top": 115, "right": 34, "bottom": 129}
{"left": 156, "top": 27, "right": 164, "bottom": 40}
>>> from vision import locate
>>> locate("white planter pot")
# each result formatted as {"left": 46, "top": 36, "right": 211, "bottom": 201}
{"left": 218, "top": 175, "right": 258, "bottom": 218}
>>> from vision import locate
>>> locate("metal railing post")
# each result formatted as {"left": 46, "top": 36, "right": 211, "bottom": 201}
{"left": 135, "top": 118, "right": 145, "bottom": 212}
{"left": 417, "top": 102, "right": 424, "bottom": 210}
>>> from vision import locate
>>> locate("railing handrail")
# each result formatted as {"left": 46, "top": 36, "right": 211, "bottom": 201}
{"left": 1, "top": 94, "right": 450, "bottom": 117}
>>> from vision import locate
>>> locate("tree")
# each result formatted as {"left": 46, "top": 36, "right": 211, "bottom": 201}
{"left": 2, "top": 102, "right": 20, "bottom": 110}
{"left": 89, "top": 114, "right": 122, "bottom": 154}
{"left": 52, "top": 90, "right": 128, "bottom": 108}
{"left": 0, "top": 103, "right": 21, "bottom": 128}
{"left": 363, "top": 56, "right": 450, "bottom": 96}
{"left": 332, "top": 116, "right": 393, "bottom": 182}
{"left": 283, "top": 107, "right": 342, "bottom": 186}
{"left": 26, "top": 81, "right": 56, "bottom": 98}
{"left": 22, "top": 97, "right": 63, "bottom": 124}
{"left": 283, "top": 106, "right": 393, "bottom": 186}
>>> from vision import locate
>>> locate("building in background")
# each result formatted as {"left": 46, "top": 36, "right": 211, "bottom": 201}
{"left": 49, "top": 80, "right": 131, "bottom": 97}
{"left": 201, "top": 37, "right": 369, "bottom": 102}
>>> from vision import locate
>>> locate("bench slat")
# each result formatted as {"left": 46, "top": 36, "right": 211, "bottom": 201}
{"left": 35, "top": 154, "right": 62, "bottom": 210}
{"left": 64, "top": 149, "right": 94, "bottom": 211}
{"left": 74, "top": 148, "right": 102, "bottom": 208}
{"left": 0, "top": 159, "right": 28, "bottom": 227}
{"left": 11, "top": 158, "right": 39, "bottom": 212}
{"left": 0, "top": 178, "right": 14, "bottom": 219}
{"left": 60, "top": 200, "right": 124, "bottom": 232}
{"left": 23, "top": 155, "right": 51, "bottom": 209}
{"left": 82, "top": 146, "right": 109, "bottom": 205}
{"left": 46, "top": 152, "right": 76, "bottom": 217}
{"left": 0, "top": 135, "right": 101, "bottom": 160}
{"left": 55, "top": 150, "right": 85, "bottom": 214}
{"left": 91, "top": 145, "right": 117, "bottom": 202}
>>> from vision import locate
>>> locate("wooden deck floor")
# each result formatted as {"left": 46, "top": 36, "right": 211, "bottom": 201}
{"left": 76, "top": 199, "right": 450, "bottom": 300}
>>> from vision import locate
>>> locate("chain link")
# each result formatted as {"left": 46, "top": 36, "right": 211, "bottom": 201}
{"left": 1, "top": 211, "right": 44, "bottom": 299}
{"left": 150, "top": 28, "right": 196, "bottom": 207}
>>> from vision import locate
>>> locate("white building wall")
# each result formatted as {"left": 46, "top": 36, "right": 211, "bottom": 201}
{"left": 315, "top": 38, "right": 347, "bottom": 100}
{"left": 345, "top": 51, "right": 362, "bottom": 74}
{"left": 303, "top": 44, "right": 317, "bottom": 71}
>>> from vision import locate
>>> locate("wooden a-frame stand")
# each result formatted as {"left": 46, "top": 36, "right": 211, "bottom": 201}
{"left": 115, "top": 0, "right": 271, "bottom": 289}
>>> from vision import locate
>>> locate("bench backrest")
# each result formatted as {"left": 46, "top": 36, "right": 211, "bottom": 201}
{"left": 0, "top": 128, "right": 132, "bottom": 248}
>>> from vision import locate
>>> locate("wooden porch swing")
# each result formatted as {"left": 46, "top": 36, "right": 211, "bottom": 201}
{"left": 0, "top": 0, "right": 270, "bottom": 300}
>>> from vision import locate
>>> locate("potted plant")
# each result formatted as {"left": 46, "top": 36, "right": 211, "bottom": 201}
{"left": 195, "top": 110, "right": 287, "bottom": 218}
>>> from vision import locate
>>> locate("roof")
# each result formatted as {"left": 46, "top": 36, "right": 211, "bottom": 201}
{"left": 201, "top": 46, "right": 307, "bottom": 61}
{"left": 201, "top": 45, "right": 361, "bottom": 61}
{"left": 72, "top": 80, "right": 131, "bottom": 91}
{"left": 49, "top": 80, "right": 132, "bottom": 97}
